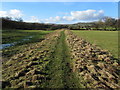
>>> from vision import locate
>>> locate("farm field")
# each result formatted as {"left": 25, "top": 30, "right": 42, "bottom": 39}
{"left": 2, "top": 30, "right": 53, "bottom": 44}
{"left": 2, "top": 29, "right": 120, "bottom": 89}
{"left": 72, "top": 30, "right": 118, "bottom": 58}
{"left": 1, "top": 1, "right": 120, "bottom": 89}
{"left": 2, "top": 30, "right": 53, "bottom": 57}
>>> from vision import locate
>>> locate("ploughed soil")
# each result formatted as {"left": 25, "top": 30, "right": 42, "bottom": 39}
{"left": 2, "top": 30, "right": 120, "bottom": 89}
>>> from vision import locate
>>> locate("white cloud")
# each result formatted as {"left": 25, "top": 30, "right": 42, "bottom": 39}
{"left": 0, "top": 9, "right": 40, "bottom": 23}
{"left": 9, "top": 9, "right": 23, "bottom": 18}
{"left": 69, "top": 9, "right": 104, "bottom": 21}
{"left": 71, "top": 9, "right": 96, "bottom": 19}
{"left": 63, "top": 16, "right": 74, "bottom": 21}
{"left": 26, "top": 16, "right": 40, "bottom": 23}
{"left": 0, "top": 9, "right": 23, "bottom": 18}
{"left": 43, "top": 9, "right": 104, "bottom": 23}
{"left": 0, "top": 11, "right": 7, "bottom": 17}
{"left": 0, "top": 9, "right": 105, "bottom": 23}
{"left": 55, "top": 16, "right": 61, "bottom": 21}
{"left": 44, "top": 16, "right": 62, "bottom": 23}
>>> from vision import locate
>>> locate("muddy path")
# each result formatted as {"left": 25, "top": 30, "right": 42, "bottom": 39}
{"left": 2, "top": 29, "right": 120, "bottom": 89}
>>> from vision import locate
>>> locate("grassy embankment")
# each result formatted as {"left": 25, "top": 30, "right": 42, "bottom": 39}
{"left": 72, "top": 30, "right": 118, "bottom": 58}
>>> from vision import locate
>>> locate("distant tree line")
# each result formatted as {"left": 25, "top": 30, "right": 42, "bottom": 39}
{"left": 1, "top": 17, "right": 120, "bottom": 31}
{"left": 68, "top": 17, "right": 120, "bottom": 31}
{"left": 1, "top": 17, "right": 67, "bottom": 30}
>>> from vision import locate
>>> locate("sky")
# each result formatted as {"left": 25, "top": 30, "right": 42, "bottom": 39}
{"left": 0, "top": 2, "right": 118, "bottom": 24}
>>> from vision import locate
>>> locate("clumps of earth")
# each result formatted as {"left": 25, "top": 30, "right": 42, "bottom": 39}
{"left": 65, "top": 30, "right": 120, "bottom": 89}
{"left": 2, "top": 31, "right": 61, "bottom": 88}
{"left": 2, "top": 30, "right": 120, "bottom": 89}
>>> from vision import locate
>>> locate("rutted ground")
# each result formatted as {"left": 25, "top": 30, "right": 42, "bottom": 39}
{"left": 2, "top": 30, "right": 61, "bottom": 88}
{"left": 65, "top": 30, "right": 120, "bottom": 89}
{"left": 2, "top": 30, "right": 81, "bottom": 88}
{"left": 2, "top": 29, "right": 120, "bottom": 89}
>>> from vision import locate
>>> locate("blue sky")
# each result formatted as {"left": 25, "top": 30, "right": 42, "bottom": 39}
{"left": 1, "top": 2, "right": 118, "bottom": 24}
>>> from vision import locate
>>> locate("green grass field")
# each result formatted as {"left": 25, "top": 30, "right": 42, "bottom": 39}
{"left": 2, "top": 30, "right": 53, "bottom": 45}
{"left": 72, "top": 30, "right": 118, "bottom": 58}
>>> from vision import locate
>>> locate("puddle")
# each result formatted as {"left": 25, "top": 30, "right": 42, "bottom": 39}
{"left": 1, "top": 36, "right": 33, "bottom": 49}
{"left": 0, "top": 43, "right": 14, "bottom": 49}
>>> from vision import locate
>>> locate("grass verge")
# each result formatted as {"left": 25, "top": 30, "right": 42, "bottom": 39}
{"left": 43, "top": 30, "right": 82, "bottom": 88}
